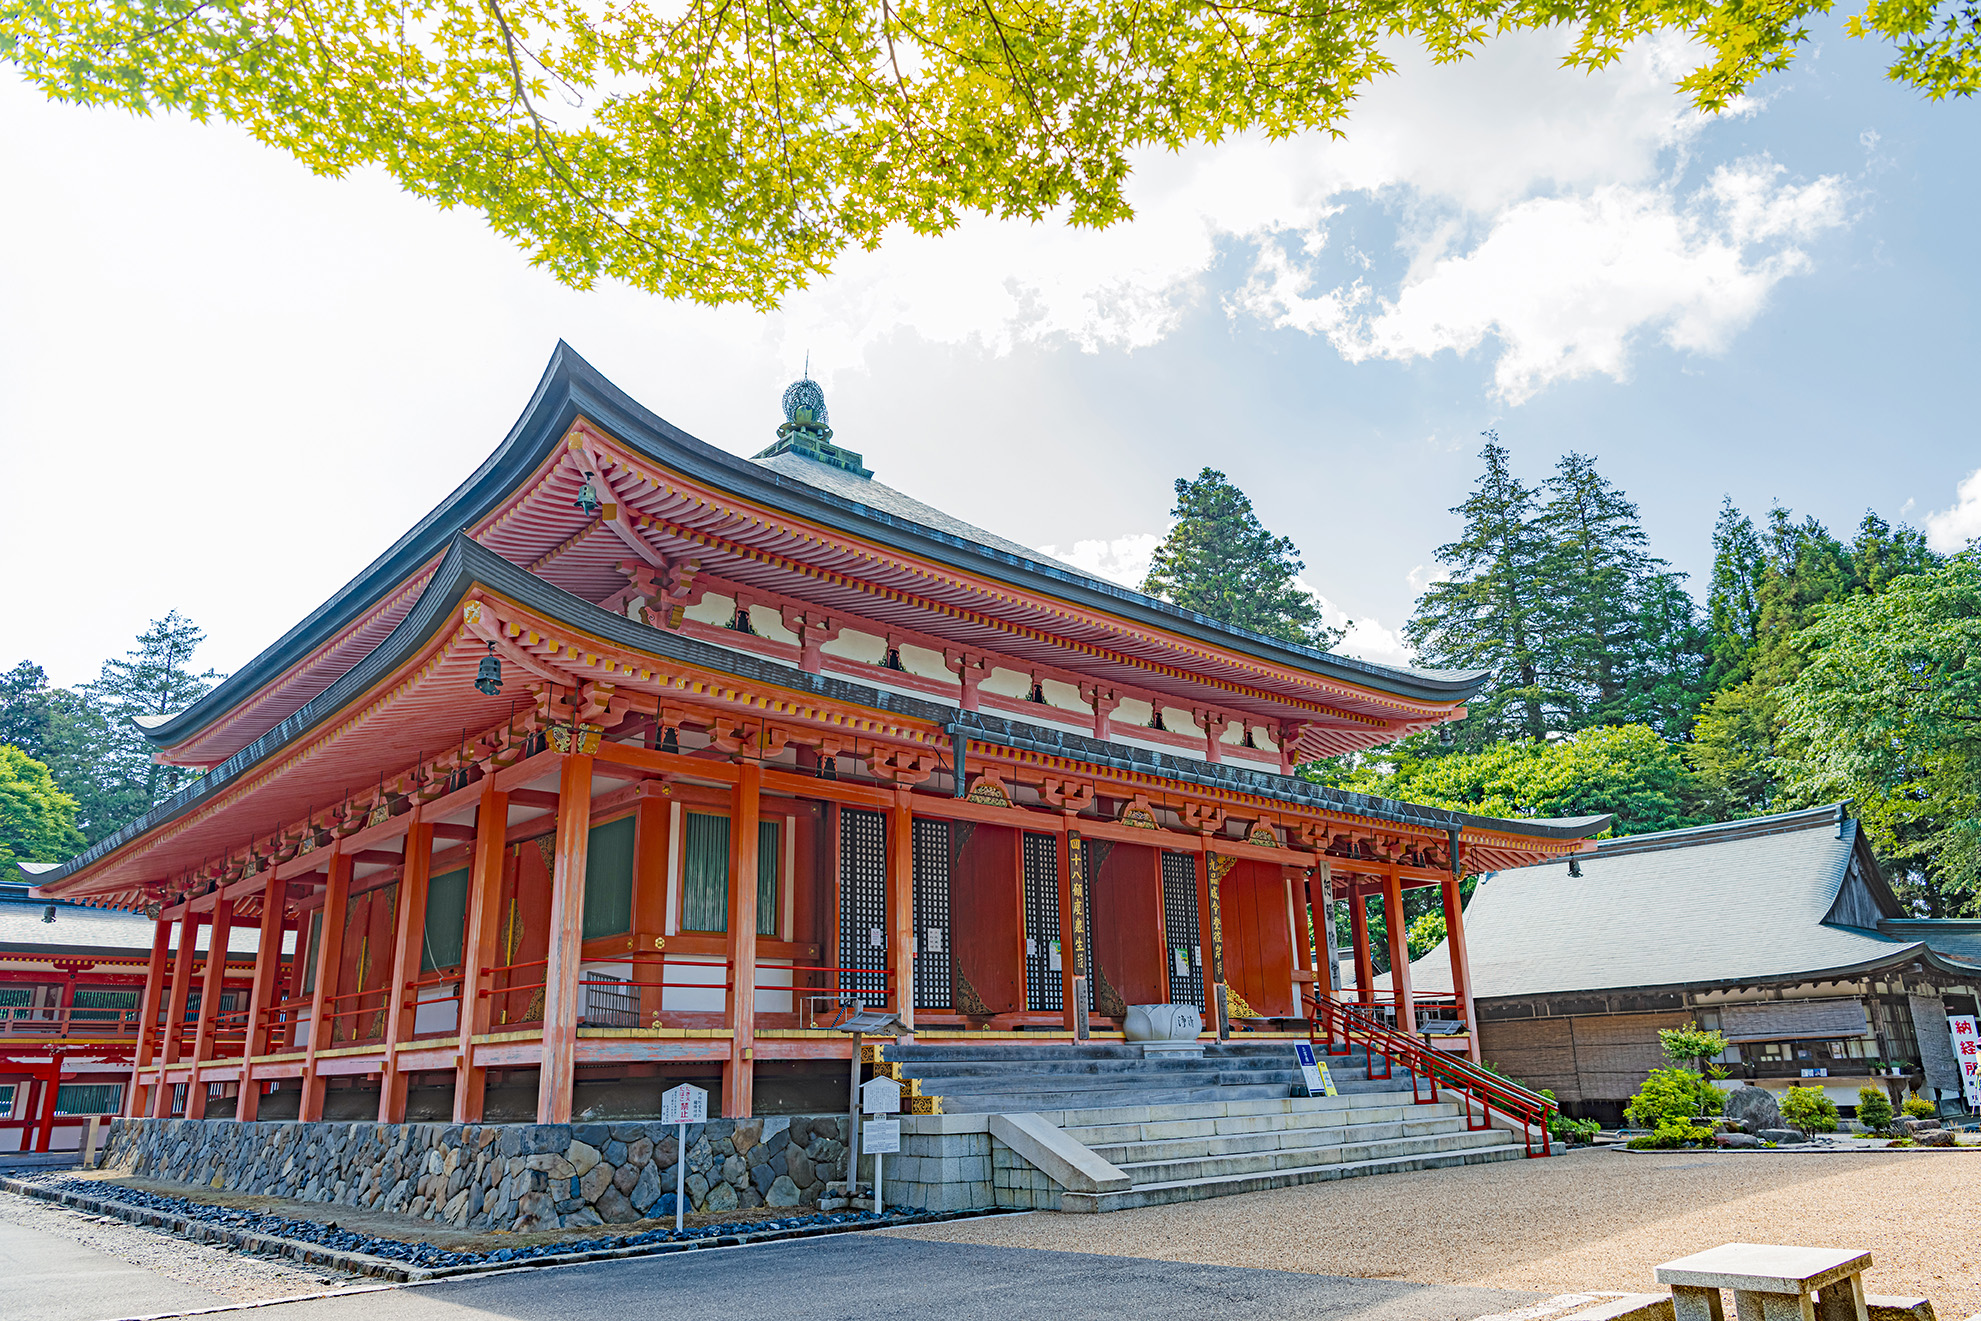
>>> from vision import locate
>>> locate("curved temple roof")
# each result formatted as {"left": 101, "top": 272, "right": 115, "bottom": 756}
{"left": 139, "top": 344, "right": 1487, "bottom": 765}
{"left": 38, "top": 535, "right": 1604, "bottom": 901}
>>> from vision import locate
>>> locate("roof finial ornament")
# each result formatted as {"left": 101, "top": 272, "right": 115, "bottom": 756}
{"left": 755, "top": 361, "right": 873, "bottom": 478}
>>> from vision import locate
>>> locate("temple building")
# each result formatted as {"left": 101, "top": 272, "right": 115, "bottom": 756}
{"left": 28, "top": 346, "right": 1606, "bottom": 1136}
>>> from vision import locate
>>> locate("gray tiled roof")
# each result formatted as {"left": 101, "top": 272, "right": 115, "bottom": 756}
{"left": 1882, "top": 920, "right": 1981, "bottom": 967}
{"left": 1403, "top": 806, "right": 1942, "bottom": 999}
{"left": 0, "top": 898, "right": 265, "bottom": 960}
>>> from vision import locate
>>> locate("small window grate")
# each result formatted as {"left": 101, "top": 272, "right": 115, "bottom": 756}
{"left": 1161, "top": 852, "right": 1204, "bottom": 1007}
{"left": 1023, "top": 833, "right": 1062, "bottom": 1012}
{"left": 582, "top": 973, "right": 640, "bottom": 1028}
{"left": 912, "top": 819, "right": 952, "bottom": 1010}
{"left": 839, "top": 808, "right": 888, "bottom": 1000}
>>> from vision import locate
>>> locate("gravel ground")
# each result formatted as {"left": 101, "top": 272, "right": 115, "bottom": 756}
{"left": 0, "top": 1187, "right": 360, "bottom": 1308}
{"left": 883, "top": 1150, "right": 1981, "bottom": 1319}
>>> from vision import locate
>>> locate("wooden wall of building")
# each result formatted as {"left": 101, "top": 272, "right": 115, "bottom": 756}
{"left": 1480, "top": 1009, "right": 1691, "bottom": 1117}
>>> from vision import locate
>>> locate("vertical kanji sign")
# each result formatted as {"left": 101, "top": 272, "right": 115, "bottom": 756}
{"left": 1947, "top": 1016, "right": 1981, "bottom": 1107}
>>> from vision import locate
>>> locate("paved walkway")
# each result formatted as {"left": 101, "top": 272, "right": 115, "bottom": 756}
{"left": 250, "top": 1237, "right": 1544, "bottom": 1321}
{"left": 0, "top": 1209, "right": 224, "bottom": 1321}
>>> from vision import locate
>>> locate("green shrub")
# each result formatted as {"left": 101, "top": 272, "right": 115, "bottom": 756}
{"left": 1626, "top": 1067, "right": 1725, "bottom": 1129}
{"left": 1780, "top": 1084, "right": 1840, "bottom": 1133}
{"left": 1902, "top": 1096, "right": 1937, "bottom": 1120}
{"left": 1626, "top": 1120, "right": 1715, "bottom": 1149}
{"left": 1855, "top": 1087, "right": 1894, "bottom": 1134}
{"left": 1658, "top": 1022, "right": 1731, "bottom": 1071}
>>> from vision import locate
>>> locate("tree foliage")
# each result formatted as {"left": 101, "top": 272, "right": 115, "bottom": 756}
{"left": 2, "top": 610, "right": 224, "bottom": 850}
{"left": 1777, "top": 553, "right": 1981, "bottom": 915}
{"left": 1405, "top": 442, "right": 1705, "bottom": 749}
{"left": 0, "top": 743, "right": 84, "bottom": 870}
{"left": 1143, "top": 468, "right": 1344, "bottom": 650}
{"left": 3, "top": 0, "right": 1973, "bottom": 305}
{"left": 1327, "top": 723, "right": 1707, "bottom": 837}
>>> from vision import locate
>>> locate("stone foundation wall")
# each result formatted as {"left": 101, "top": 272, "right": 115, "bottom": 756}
{"left": 872, "top": 1116, "right": 1066, "bottom": 1213}
{"left": 98, "top": 1116, "right": 853, "bottom": 1232}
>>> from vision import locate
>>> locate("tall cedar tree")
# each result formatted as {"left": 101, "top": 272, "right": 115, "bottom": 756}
{"left": 1142, "top": 470, "right": 1345, "bottom": 650}
{"left": 1690, "top": 504, "right": 1938, "bottom": 818}
{"left": 1404, "top": 440, "right": 1559, "bottom": 744}
{"left": 15, "top": 612, "right": 224, "bottom": 847}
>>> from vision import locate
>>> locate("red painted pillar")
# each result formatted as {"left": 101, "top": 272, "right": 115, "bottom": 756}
{"left": 129, "top": 917, "right": 171, "bottom": 1117}
{"left": 454, "top": 783, "right": 510, "bottom": 1123}
{"left": 886, "top": 785, "right": 912, "bottom": 1034}
{"left": 191, "top": 898, "right": 236, "bottom": 1095}
{"left": 1442, "top": 873, "right": 1480, "bottom": 1063}
{"left": 154, "top": 908, "right": 201, "bottom": 1117}
{"left": 380, "top": 815, "right": 434, "bottom": 1123}
{"left": 237, "top": 873, "right": 288, "bottom": 1121}
{"left": 1380, "top": 867, "right": 1414, "bottom": 1033}
{"left": 538, "top": 754, "right": 594, "bottom": 1124}
{"left": 300, "top": 853, "right": 353, "bottom": 1123}
{"left": 1349, "top": 882, "right": 1375, "bottom": 1009}
{"left": 33, "top": 1059, "right": 61, "bottom": 1152}
{"left": 723, "top": 763, "right": 762, "bottom": 1119}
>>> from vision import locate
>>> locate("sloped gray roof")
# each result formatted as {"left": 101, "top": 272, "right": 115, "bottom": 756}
{"left": 1402, "top": 806, "right": 1962, "bottom": 999}
{"left": 1882, "top": 920, "right": 1981, "bottom": 967}
{"left": 0, "top": 897, "right": 267, "bottom": 960}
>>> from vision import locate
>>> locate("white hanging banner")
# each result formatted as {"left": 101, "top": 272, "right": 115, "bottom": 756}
{"left": 1948, "top": 1016, "right": 1981, "bottom": 1106}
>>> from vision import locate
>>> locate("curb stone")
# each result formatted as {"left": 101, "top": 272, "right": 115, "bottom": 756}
{"left": 0, "top": 1177, "right": 1007, "bottom": 1282}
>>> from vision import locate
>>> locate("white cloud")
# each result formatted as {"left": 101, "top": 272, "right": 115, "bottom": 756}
{"left": 1041, "top": 533, "right": 1162, "bottom": 589}
{"left": 1405, "top": 563, "right": 1452, "bottom": 592}
{"left": 1241, "top": 158, "right": 1847, "bottom": 403}
{"left": 773, "top": 31, "right": 1839, "bottom": 402}
{"left": 1925, "top": 468, "right": 1981, "bottom": 552}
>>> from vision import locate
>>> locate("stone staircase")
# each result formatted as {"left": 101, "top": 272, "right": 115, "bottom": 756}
{"left": 887, "top": 1039, "right": 1399, "bottom": 1114}
{"left": 883, "top": 1039, "right": 1531, "bottom": 1211}
{"left": 1053, "top": 1090, "right": 1526, "bottom": 1211}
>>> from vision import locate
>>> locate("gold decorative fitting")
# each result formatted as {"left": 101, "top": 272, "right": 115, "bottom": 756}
{"left": 1119, "top": 795, "right": 1161, "bottom": 830}
{"left": 905, "top": 1095, "right": 943, "bottom": 1115}
{"left": 462, "top": 602, "right": 484, "bottom": 625}
{"left": 964, "top": 773, "right": 1012, "bottom": 807}
{"left": 367, "top": 802, "right": 391, "bottom": 827}
{"left": 547, "top": 723, "right": 605, "bottom": 755}
{"left": 1248, "top": 824, "right": 1280, "bottom": 848}
{"left": 1223, "top": 985, "right": 1262, "bottom": 1021}
{"left": 860, "top": 1042, "right": 888, "bottom": 1064}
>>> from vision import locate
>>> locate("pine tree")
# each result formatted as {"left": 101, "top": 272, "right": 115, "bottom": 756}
{"left": 1403, "top": 438, "right": 1557, "bottom": 743}
{"left": 1705, "top": 499, "right": 1764, "bottom": 690}
{"left": 1533, "top": 452, "right": 1661, "bottom": 727}
{"left": 1142, "top": 469, "right": 1344, "bottom": 649}
{"left": 0, "top": 661, "right": 53, "bottom": 757}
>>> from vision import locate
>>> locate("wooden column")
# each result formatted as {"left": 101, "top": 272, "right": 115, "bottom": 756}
{"left": 1195, "top": 847, "right": 1219, "bottom": 1033}
{"left": 1442, "top": 873, "right": 1480, "bottom": 1062}
{"left": 723, "top": 762, "right": 763, "bottom": 1118}
{"left": 1204, "top": 850, "right": 1230, "bottom": 1041}
{"left": 887, "top": 787, "right": 914, "bottom": 1034}
{"left": 189, "top": 897, "right": 235, "bottom": 1118}
{"left": 537, "top": 753, "right": 594, "bottom": 1124}
{"left": 1058, "top": 827, "right": 1080, "bottom": 1033}
{"left": 1380, "top": 868, "right": 1413, "bottom": 1033}
{"left": 454, "top": 783, "right": 509, "bottom": 1122}
{"left": 631, "top": 788, "right": 672, "bottom": 1026}
{"left": 30, "top": 1061, "right": 59, "bottom": 1153}
{"left": 299, "top": 853, "right": 353, "bottom": 1123}
{"left": 1349, "top": 883, "right": 1375, "bottom": 1008}
{"left": 128, "top": 917, "right": 171, "bottom": 1118}
{"left": 380, "top": 815, "right": 434, "bottom": 1122}
{"left": 1289, "top": 866, "right": 1314, "bottom": 1019}
{"left": 153, "top": 908, "right": 201, "bottom": 1117}
{"left": 236, "top": 874, "right": 287, "bottom": 1121}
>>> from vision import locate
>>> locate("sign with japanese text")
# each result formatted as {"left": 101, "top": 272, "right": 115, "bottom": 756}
{"left": 861, "top": 1074, "right": 902, "bottom": 1114}
{"left": 660, "top": 1083, "right": 707, "bottom": 1125}
{"left": 1948, "top": 1016, "right": 1981, "bottom": 1106}
{"left": 861, "top": 1117, "right": 901, "bottom": 1154}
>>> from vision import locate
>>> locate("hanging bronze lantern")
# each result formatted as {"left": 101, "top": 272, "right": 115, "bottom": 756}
{"left": 475, "top": 641, "right": 503, "bottom": 695}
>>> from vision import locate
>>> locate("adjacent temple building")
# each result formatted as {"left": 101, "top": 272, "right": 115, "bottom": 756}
{"left": 22, "top": 348, "right": 1602, "bottom": 1168}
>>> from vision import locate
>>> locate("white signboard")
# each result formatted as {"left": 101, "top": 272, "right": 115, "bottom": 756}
{"left": 1949, "top": 1016, "right": 1981, "bottom": 1106}
{"left": 660, "top": 1083, "right": 708, "bottom": 1125}
{"left": 1295, "top": 1042, "right": 1338, "bottom": 1097}
{"left": 861, "top": 1117, "right": 902, "bottom": 1154}
{"left": 861, "top": 1074, "right": 902, "bottom": 1114}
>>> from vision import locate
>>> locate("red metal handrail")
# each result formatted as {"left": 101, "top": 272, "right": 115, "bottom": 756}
{"left": 1308, "top": 992, "right": 1555, "bottom": 1157}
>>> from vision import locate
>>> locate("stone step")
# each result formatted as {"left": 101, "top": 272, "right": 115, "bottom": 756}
{"left": 1109, "top": 1125, "right": 1507, "bottom": 1185}
{"left": 909, "top": 1067, "right": 1305, "bottom": 1094}
{"left": 936, "top": 1081, "right": 1299, "bottom": 1114}
{"left": 1043, "top": 1091, "right": 1436, "bottom": 1131}
{"left": 1057, "top": 1140, "right": 1529, "bottom": 1212}
{"left": 885, "top": 1040, "right": 1317, "bottom": 1062}
{"left": 1080, "top": 1111, "right": 1469, "bottom": 1164}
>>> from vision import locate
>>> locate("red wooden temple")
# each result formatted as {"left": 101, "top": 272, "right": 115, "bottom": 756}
{"left": 28, "top": 348, "right": 1603, "bottom": 1127}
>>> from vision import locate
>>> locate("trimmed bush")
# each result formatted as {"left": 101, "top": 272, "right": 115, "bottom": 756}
{"left": 1902, "top": 1095, "right": 1937, "bottom": 1120}
{"left": 1780, "top": 1084, "right": 1839, "bottom": 1133}
{"left": 1855, "top": 1087, "right": 1894, "bottom": 1134}
{"left": 1626, "top": 1067, "right": 1725, "bottom": 1130}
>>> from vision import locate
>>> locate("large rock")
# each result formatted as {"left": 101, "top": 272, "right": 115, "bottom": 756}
{"left": 1757, "top": 1128, "right": 1805, "bottom": 1144}
{"left": 1723, "top": 1086, "right": 1782, "bottom": 1133}
{"left": 1715, "top": 1132, "right": 1762, "bottom": 1148}
{"left": 1917, "top": 1128, "right": 1955, "bottom": 1147}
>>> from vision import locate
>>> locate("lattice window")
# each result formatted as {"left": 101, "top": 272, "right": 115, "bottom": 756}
{"left": 912, "top": 819, "right": 952, "bottom": 1010}
{"left": 1161, "top": 852, "right": 1204, "bottom": 1007}
{"left": 582, "top": 973, "right": 640, "bottom": 1028}
{"left": 55, "top": 1082, "right": 122, "bottom": 1115}
{"left": 840, "top": 808, "right": 889, "bottom": 1001}
{"left": 0, "top": 1084, "right": 13, "bottom": 1118}
{"left": 1022, "top": 833, "right": 1062, "bottom": 1012}
{"left": 73, "top": 988, "right": 138, "bottom": 1023}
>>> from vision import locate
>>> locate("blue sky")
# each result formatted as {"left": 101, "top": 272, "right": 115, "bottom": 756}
{"left": 1, "top": 19, "right": 1976, "bottom": 686}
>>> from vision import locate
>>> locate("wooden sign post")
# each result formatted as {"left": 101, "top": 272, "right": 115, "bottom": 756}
{"left": 860, "top": 1074, "right": 902, "bottom": 1216}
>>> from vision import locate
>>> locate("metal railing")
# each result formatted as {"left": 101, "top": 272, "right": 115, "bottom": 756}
{"left": 1308, "top": 991, "right": 1556, "bottom": 1157}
